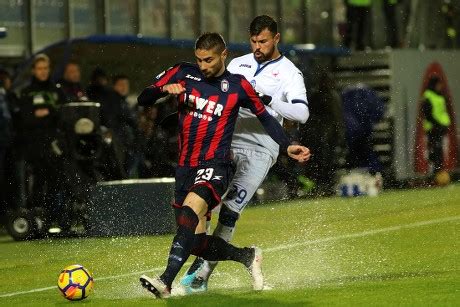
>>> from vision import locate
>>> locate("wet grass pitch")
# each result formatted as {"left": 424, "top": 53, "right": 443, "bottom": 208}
{"left": 1, "top": 184, "right": 459, "bottom": 305}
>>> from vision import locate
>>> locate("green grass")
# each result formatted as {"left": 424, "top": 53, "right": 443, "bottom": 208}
{"left": 0, "top": 184, "right": 459, "bottom": 306}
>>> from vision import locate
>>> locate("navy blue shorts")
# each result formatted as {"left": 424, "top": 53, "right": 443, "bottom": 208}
{"left": 174, "top": 160, "right": 234, "bottom": 213}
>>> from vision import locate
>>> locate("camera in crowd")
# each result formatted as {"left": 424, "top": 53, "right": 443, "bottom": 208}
{"left": 4, "top": 102, "right": 123, "bottom": 240}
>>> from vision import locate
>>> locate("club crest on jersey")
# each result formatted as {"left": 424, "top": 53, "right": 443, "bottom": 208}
{"left": 221, "top": 79, "right": 229, "bottom": 92}
{"left": 250, "top": 80, "right": 257, "bottom": 89}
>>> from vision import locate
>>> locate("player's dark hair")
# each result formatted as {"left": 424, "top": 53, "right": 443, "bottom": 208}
{"left": 249, "top": 15, "right": 278, "bottom": 36}
{"left": 195, "top": 32, "right": 226, "bottom": 53}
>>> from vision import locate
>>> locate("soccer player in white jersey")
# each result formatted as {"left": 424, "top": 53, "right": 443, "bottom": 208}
{"left": 181, "top": 15, "right": 310, "bottom": 292}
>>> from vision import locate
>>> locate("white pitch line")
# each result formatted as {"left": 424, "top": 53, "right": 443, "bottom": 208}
{"left": 0, "top": 215, "right": 458, "bottom": 299}
{"left": 0, "top": 286, "right": 56, "bottom": 298}
{"left": 0, "top": 267, "right": 165, "bottom": 298}
{"left": 266, "top": 215, "right": 460, "bottom": 253}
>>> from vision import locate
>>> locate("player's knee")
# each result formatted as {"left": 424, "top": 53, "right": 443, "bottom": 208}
{"left": 177, "top": 206, "right": 199, "bottom": 232}
{"left": 218, "top": 205, "right": 239, "bottom": 227}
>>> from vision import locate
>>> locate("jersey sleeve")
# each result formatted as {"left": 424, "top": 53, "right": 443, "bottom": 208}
{"left": 269, "top": 69, "right": 309, "bottom": 123}
{"left": 240, "top": 78, "right": 290, "bottom": 154}
{"left": 137, "top": 63, "right": 182, "bottom": 106}
{"left": 227, "top": 58, "right": 238, "bottom": 74}
{"left": 240, "top": 77, "right": 266, "bottom": 116}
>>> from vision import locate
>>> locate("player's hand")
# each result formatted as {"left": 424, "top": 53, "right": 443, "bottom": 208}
{"left": 287, "top": 145, "right": 311, "bottom": 163}
{"left": 162, "top": 83, "right": 186, "bottom": 95}
{"left": 256, "top": 91, "right": 272, "bottom": 105}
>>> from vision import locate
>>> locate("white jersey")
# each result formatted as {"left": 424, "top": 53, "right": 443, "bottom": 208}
{"left": 228, "top": 53, "right": 309, "bottom": 158}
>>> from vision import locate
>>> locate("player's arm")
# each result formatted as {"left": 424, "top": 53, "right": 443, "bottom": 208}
{"left": 240, "top": 79, "right": 311, "bottom": 162}
{"left": 137, "top": 64, "right": 184, "bottom": 106}
{"left": 262, "top": 71, "right": 309, "bottom": 124}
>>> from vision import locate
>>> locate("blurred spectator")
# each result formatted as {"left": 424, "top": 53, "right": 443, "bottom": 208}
{"left": 343, "top": 0, "right": 372, "bottom": 51}
{"left": 86, "top": 67, "right": 110, "bottom": 103}
{"left": 383, "top": 0, "right": 401, "bottom": 48}
{"left": 342, "top": 83, "right": 384, "bottom": 174}
{"left": 0, "top": 69, "right": 23, "bottom": 212}
{"left": 111, "top": 74, "right": 140, "bottom": 177}
{"left": 422, "top": 76, "right": 451, "bottom": 173}
{"left": 441, "top": 0, "right": 457, "bottom": 48}
{"left": 20, "top": 54, "right": 67, "bottom": 225}
{"left": 0, "top": 69, "right": 13, "bottom": 214}
{"left": 57, "top": 61, "right": 87, "bottom": 102}
{"left": 113, "top": 74, "right": 130, "bottom": 98}
{"left": 86, "top": 68, "right": 127, "bottom": 179}
{"left": 112, "top": 74, "right": 137, "bottom": 122}
{"left": 301, "top": 73, "right": 346, "bottom": 196}
{"left": 137, "top": 105, "right": 174, "bottom": 178}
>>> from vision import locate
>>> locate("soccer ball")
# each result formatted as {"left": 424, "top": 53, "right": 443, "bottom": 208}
{"left": 57, "top": 264, "right": 94, "bottom": 301}
{"left": 435, "top": 170, "right": 451, "bottom": 186}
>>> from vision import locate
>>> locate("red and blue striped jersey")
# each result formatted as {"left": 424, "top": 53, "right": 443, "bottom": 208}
{"left": 138, "top": 62, "right": 289, "bottom": 167}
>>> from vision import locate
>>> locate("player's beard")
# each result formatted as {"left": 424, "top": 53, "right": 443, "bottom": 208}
{"left": 202, "top": 62, "right": 224, "bottom": 78}
{"left": 202, "top": 70, "right": 213, "bottom": 78}
{"left": 254, "top": 45, "right": 275, "bottom": 63}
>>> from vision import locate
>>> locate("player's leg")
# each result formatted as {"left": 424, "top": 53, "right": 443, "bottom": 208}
{"left": 183, "top": 149, "right": 274, "bottom": 291}
{"left": 140, "top": 191, "right": 208, "bottom": 298}
{"left": 142, "top": 161, "right": 257, "bottom": 297}
{"left": 189, "top": 205, "right": 240, "bottom": 282}
{"left": 214, "top": 148, "right": 274, "bottom": 240}
{"left": 191, "top": 232, "right": 264, "bottom": 291}
{"left": 160, "top": 193, "right": 208, "bottom": 284}
{"left": 140, "top": 165, "right": 205, "bottom": 298}
{"left": 186, "top": 186, "right": 263, "bottom": 290}
{"left": 142, "top": 192, "right": 263, "bottom": 297}
{"left": 180, "top": 212, "right": 211, "bottom": 289}
{"left": 181, "top": 150, "right": 250, "bottom": 288}
{"left": 181, "top": 204, "right": 239, "bottom": 292}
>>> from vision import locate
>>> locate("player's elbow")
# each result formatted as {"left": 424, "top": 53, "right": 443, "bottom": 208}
{"left": 298, "top": 110, "right": 309, "bottom": 124}
{"left": 296, "top": 105, "right": 310, "bottom": 124}
{"left": 137, "top": 96, "right": 145, "bottom": 106}
{"left": 137, "top": 88, "right": 155, "bottom": 106}
{"left": 137, "top": 92, "right": 148, "bottom": 106}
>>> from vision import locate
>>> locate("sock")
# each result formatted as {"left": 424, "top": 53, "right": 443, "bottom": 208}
{"left": 186, "top": 207, "right": 239, "bottom": 279}
{"left": 214, "top": 221, "right": 235, "bottom": 242}
{"left": 194, "top": 235, "right": 254, "bottom": 268}
{"left": 185, "top": 233, "right": 207, "bottom": 275}
{"left": 160, "top": 206, "right": 198, "bottom": 288}
{"left": 185, "top": 217, "right": 212, "bottom": 276}
{"left": 194, "top": 222, "right": 236, "bottom": 280}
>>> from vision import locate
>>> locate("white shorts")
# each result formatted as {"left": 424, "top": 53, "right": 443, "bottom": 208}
{"left": 223, "top": 147, "right": 276, "bottom": 214}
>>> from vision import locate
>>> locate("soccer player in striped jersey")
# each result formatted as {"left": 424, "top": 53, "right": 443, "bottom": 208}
{"left": 138, "top": 32, "right": 310, "bottom": 298}
{"left": 182, "top": 15, "right": 310, "bottom": 293}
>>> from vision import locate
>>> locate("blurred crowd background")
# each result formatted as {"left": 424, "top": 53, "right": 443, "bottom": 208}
{"left": 1, "top": 0, "right": 459, "bottom": 237}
